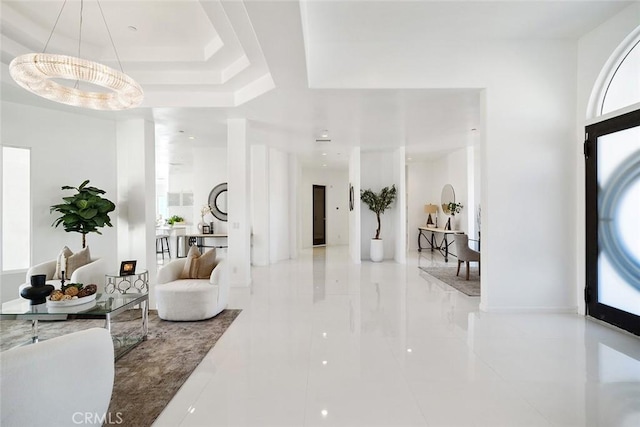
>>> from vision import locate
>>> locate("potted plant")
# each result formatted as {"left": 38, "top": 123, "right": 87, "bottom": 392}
{"left": 167, "top": 215, "right": 185, "bottom": 226}
{"left": 50, "top": 180, "right": 116, "bottom": 248}
{"left": 360, "top": 185, "right": 397, "bottom": 262}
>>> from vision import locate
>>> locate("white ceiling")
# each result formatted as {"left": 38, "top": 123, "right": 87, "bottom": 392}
{"left": 1, "top": 0, "right": 634, "bottom": 170}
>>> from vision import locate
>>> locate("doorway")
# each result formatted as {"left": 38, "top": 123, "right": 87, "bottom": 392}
{"left": 313, "top": 185, "right": 326, "bottom": 246}
{"left": 585, "top": 108, "right": 640, "bottom": 336}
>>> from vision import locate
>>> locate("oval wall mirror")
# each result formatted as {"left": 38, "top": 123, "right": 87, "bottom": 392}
{"left": 441, "top": 184, "right": 455, "bottom": 214}
{"left": 208, "top": 182, "right": 228, "bottom": 222}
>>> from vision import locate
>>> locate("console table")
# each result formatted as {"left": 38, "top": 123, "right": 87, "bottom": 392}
{"left": 178, "top": 233, "right": 228, "bottom": 256}
{"left": 418, "top": 227, "right": 462, "bottom": 262}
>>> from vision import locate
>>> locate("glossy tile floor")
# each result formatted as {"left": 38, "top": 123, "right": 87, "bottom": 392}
{"left": 154, "top": 246, "right": 640, "bottom": 427}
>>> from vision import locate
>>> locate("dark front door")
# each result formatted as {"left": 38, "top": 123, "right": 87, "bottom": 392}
{"left": 585, "top": 108, "right": 640, "bottom": 336}
{"left": 313, "top": 185, "right": 326, "bottom": 246}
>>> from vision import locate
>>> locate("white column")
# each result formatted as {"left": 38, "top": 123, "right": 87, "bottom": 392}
{"left": 116, "top": 119, "right": 156, "bottom": 299}
{"left": 250, "top": 145, "right": 269, "bottom": 266}
{"left": 227, "top": 119, "right": 251, "bottom": 286}
{"left": 394, "top": 147, "right": 407, "bottom": 264}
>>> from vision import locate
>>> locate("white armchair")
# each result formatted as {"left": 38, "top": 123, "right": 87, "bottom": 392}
{"left": 20, "top": 258, "right": 106, "bottom": 297}
{"left": 155, "top": 256, "right": 229, "bottom": 321}
{"left": 0, "top": 328, "right": 114, "bottom": 427}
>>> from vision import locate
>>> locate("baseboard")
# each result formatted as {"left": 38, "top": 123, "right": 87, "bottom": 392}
{"left": 479, "top": 304, "right": 578, "bottom": 314}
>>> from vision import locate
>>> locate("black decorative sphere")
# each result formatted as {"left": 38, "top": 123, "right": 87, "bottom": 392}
{"left": 21, "top": 275, "right": 54, "bottom": 305}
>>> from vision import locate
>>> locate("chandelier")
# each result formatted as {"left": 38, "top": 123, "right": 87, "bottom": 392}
{"left": 9, "top": 0, "right": 143, "bottom": 110}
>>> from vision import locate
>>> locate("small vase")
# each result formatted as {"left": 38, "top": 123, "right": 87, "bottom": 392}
{"left": 20, "top": 274, "right": 55, "bottom": 305}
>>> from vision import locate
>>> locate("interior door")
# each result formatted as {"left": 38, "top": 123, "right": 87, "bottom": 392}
{"left": 313, "top": 185, "right": 326, "bottom": 246}
{"left": 585, "top": 108, "right": 640, "bottom": 336}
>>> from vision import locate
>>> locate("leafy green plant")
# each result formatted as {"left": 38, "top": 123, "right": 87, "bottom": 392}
{"left": 167, "top": 215, "right": 185, "bottom": 226}
{"left": 50, "top": 180, "right": 116, "bottom": 248}
{"left": 360, "top": 185, "right": 397, "bottom": 239}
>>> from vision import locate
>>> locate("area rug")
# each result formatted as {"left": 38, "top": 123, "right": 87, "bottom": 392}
{"left": 419, "top": 266, "right": 480, "bottom": 296}
{"left": 0, "top": 309, "right": 241, "bottom": 427}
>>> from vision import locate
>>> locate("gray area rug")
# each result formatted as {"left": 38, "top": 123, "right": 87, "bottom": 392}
{"left": 0, "top": 309, "right": 241, "bottom": 427}
{"left": 419, "top": 266, "right": 480, "bottom": 296}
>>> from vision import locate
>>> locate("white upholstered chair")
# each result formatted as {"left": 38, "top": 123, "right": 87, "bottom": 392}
{"left": 0, "top": 328, "right": 114, "bottom": 427}
{"left": 155, "top": 255, "right": 229, "bottom": 321}
{"left": 19, "top": 257, "right": 106, "bottom": 297}
{"left": 454, "top": 233, "right": 480, "bottom": 280}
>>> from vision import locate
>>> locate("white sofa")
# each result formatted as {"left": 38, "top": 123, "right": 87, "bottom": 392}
{"left": 19, "top": 258, "right": 106, "bottom": 298}
{"left": 155, "top": 256, "right": 229, "bottom": 321}
{"left": 0, "top": 328, "right": 114, "bottom": 427}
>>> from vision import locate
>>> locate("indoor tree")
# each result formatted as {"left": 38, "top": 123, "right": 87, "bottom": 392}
{"left": 360, "top": 185, "right": 397, "bottom": 239}
{"left": 50, "top": 180, "right": 116, "bottom": 248}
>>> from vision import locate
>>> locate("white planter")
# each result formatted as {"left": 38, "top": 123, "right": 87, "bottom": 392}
{"left": 370, "top": 239, "right": 384, "bottom": 262}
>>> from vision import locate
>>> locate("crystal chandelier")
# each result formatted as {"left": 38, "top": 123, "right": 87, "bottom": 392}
{"left": 9, "top": 0, "right": 143, "bottom": 111}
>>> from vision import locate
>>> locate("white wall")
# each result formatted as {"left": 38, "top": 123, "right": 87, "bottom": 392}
{"left": 306, "top": 37, "right": 578, "bottom": 312}
{"left": 576, "top": 4, "right": 640, "bottom": 314}
{"left": 300, "top": 167, "right": 349, "bottom": 248}
{"left": 193, "top": 147, "right": 228, "bottom": 234}
{"left": 360, "top": 150, "right": 397, "bottom": 260}
{"left": 407, "top": 147, "right": 477, "bottom": 252}
{"left": 1, "top": 102, "right": 117, "bottom": 301}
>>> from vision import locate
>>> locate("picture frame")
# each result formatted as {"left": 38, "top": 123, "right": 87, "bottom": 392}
{"left": 202, "top": 224, "right": 211, "bottom": 234}
{"left": 119, "top": 260, "right": 137, "bottom": 276}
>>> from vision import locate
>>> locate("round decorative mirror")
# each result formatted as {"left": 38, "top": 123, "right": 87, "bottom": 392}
{"left": 208, "top": 183, "right": 228, "bottom": 222}
{"left": 441, "top": 184, "right": 455, "bottom": 214}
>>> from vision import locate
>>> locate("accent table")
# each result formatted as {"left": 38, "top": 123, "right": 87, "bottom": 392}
{"left": 105, "top": 269, "right": 149, "bottom": 294}
{"left": 418, "top": 226, "right": 463, "bottom": 262}
{"left": 0, "top": 292, "right": 148, "bottom": 360}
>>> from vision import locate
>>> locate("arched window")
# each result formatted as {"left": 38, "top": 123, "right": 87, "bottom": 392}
{"left": 601, "top": 38, "right": 640, "bottom": 115}
{"left": 592, "top": 27, "right": 640, "bottom": 117}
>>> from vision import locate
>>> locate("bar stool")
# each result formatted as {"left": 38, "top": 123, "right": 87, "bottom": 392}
{"left": 156, "top": 234, "right": 171, "bottom": 260}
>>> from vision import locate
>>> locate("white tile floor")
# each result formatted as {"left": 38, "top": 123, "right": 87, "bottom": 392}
{"left": 153, "top": 246, "right": 640, "bottom": 427}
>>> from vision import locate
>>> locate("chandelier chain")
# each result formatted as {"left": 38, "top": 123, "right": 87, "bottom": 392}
{"left": 96, "top": 0, "right": 125, "bottom": 73}
{"left": 42, "top": 0, "right": 68, "bottom": 53}
{"left": 75, "top": 0, "right": 84, "bottom": 89}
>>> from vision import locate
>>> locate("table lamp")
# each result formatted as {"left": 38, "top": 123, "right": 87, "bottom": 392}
{"left": 424, "top": 204, "right": 438, "bottom": 227}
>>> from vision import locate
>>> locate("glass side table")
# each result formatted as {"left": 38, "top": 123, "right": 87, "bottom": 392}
{"left": 105, "top": 270, "right": 149, "bottom": 294}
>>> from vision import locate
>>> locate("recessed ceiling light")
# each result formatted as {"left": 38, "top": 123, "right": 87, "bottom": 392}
{"left": 322, "top": 152, "right": 327, "bottom": 156}
{"left": 128, "top": 26, "right": 138, "bottom": 32}
{"left": 322, "top": 164, "right": 327, "bottom": 167}
{"left": 322, "top": 360, "right": 328, "bottom": 365}
{"left": 321, "top": 130, "right": 329, "bottom": 138}
{"left": 189, "top": 136, "right": 195, "bottom": 140}
{"left": 407, "top": 157, "right": 412, "bottom": 161}
{"left": 321, "top": 410, "right": 328, "bottom": 418}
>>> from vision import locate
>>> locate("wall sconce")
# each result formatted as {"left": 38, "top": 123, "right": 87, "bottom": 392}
{"left": 424, "top": 204, "right": 438, "bottom": 227}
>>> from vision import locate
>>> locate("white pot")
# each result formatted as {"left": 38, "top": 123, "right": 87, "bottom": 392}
{"left": 370, "top": 239, "right": 384, "bottom": 262}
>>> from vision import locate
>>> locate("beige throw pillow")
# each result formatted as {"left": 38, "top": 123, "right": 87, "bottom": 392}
{"left": 54, "top": 246, "right": 73, "bottom": 279}
{"left": 181, "top": 246, "right": 217, "bottom": 279}
{"left": 54, "top": 246, "right": 91, "bottom": 279}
